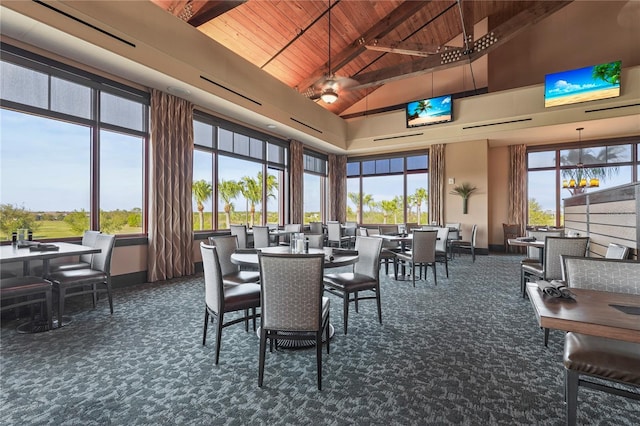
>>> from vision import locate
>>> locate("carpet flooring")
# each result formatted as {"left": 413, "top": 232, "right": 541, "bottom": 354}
{"left": 1, "top": 253, "right": 638, "bottom": 425}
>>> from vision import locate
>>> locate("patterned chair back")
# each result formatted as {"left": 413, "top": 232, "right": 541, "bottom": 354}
{"left": 562, "top": 256, "right": 640, "bottom": 294}
{"left": 543, "top": 237, "right": 589, "bottom": 281}
{"left": 258, "top": 253, "right": 325, "bottom": 331}
{"left": 209, "top": 235, "right": 240, "bottom": 276}
{"left": 353, "top": 236, "right": 383, "bottom": 280}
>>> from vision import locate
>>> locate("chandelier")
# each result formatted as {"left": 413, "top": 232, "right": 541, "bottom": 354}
{"left": 562, "top": 127, "right": 600, "bottom": 190}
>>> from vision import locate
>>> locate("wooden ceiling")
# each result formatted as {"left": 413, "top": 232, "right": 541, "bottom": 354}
{"left": 150, "top": 1, "right": 571, "bottom": 116}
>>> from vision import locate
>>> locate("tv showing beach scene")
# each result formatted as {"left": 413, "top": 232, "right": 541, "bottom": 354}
{"left": 544, "top": 60, "right": 621, "bottom": 108}
{"left": 406, "top": 95, "right": 453, "bottom": 128}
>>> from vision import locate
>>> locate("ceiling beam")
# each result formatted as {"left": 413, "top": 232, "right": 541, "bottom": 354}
{"left": 188, "top": 1, "right": 247, "bottom": 27}
{"left": 364, "top": 41, "right": 457, "bottom": 58}
{"left": 297, "top": 0, "right": 435, "bottom": 94}
{"left": 348, "top": 1, "right": 573, "bottom": 90}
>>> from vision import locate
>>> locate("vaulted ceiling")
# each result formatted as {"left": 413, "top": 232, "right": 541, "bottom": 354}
{"left": 150, "top": 0, "right": 571, "bottom": 116}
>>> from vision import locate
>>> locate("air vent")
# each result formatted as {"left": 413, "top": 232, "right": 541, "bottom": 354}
{"left": 200, "top": 76, "right": 262, "bottom": 106}
{"left": 585, "top": 103, "right": 640, "bottom": 113}
{"left": 290, "top": 118, "right": 322, "bottom": 133}
{"left": 373, "top": 133, "right": 423, "bottom": 142}
{"left": 463, "top": 118, "right": 532, "bottom": 130}
{"left": 34, "top": 1, "right": 135, "bottom": 48}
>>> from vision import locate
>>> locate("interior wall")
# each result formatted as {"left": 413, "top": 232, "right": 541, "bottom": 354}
{"left": 444, "top": 140, "right": 489, "bottom": 249}
{"left": 487, "top": 146, "right": 510, "bottom": 248}
{"left": 489, "top": 1, "right": 640, "bottom": 92}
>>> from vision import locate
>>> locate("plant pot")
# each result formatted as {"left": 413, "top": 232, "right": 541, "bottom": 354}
{"left": 462, "top": 198, "right": 468, "bottom": 214}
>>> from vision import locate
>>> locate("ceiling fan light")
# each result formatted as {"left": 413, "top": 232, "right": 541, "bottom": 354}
{"left": 320, "top": 88, "right": 338, "bottom": 104}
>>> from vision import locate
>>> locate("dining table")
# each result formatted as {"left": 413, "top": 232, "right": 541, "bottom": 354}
{"left": 0, "top": 241, "right": 101, "bottom": 277}
{"left": 508, "top": 238, "right": 546, "bottom": 263}
{"left": 525, "top": 282, "right": 640, "bottom": 343}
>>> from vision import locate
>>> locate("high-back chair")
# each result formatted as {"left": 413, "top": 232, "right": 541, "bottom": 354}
{"left": 306, "top": 233, "right": 325, "bottom": 249}
{"left": 560, "top": 256, "right": 640, "bottom": 426}
{"left": 502, "top": 223, "right": 522, "bottom": 253}
{"left": 258, "top": 253, "right": 328, "bottom": 390}
{"left": 280, "top": 223, "right": 302, "bottom": 246}
{"left": 434, "top": 227, "right": 450, "bottom": 278}
{"left": 327, "top": 221, "right": 350, "bottom": 248}
{"left": 309, "top": 222, "right": 324, "bottom": 235}
{"left": 394, "top": 230, "right": 437, "bottom": 287}
{"left": 230, "top": 225, "right": 248, "bottom": 249}
{"left": 48, "top": 233, "right": 116, "bottom": 326}
{"left": 323, "top": 236, "right": 383, "bottom": 335}
{"left": 209, "top": 235, "right": 260, "bottom": 285}
{"left": 450, "top": 224, "right": 477, "bottom": 262}
{"left": 32, "top": 230, "right": 101, "bottom": 277}
{"left": 604, "top": 243, "right": 630, "bottom": 259}
{"left": 524, "top": 229, "right": 563, "bottom": 262}
{"left": 200, "top": 243, "right": 261, "bottom": 365}
{"left": 252, "top": 226, "right": 271, "bottom": 249}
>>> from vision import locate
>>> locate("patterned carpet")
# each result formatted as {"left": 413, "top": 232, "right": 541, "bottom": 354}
{"left": 1, "top": 253, "right": 638, "bottom": 425}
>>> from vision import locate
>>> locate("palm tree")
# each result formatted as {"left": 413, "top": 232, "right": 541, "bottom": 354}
{"left": 409, "top": 99, "right": 432, "bottom": 120}
{"left": 412, "top": 187, "right": 428, "bottom": 224}
{"left": 560, "top": 145, "right": 623, "bottom": 195}
{"left": 218, "top": 179, "right": 241, "bottom": 229}
{"left": 192, "top": 179, "right": 212, "bottom": 230}
{"left": 362, "top": 193, "right": 374, "bottom": 221}
{"left": 240, "top": 175, "right": 262, "bottom": 227}
{"left": 347, "top": 192, "right": 360, "bottom": 221}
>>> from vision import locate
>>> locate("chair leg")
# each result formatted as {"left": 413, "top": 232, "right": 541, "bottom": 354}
{"left": 316, "top": 329, "right": 323, "bottom": 391}
{"left": 444, "top": 256, "right": 449, "bottom": 278}
{"left": 565, "top": 369, "right": 579, "bottom": 426}
{"left": 343, "top": 292, "right": 349, "bottom": 335}
{"left": 472, "top": 247, "right": 476, "bottom": 262}
{"left": 411, "top": 263, "right": 416, "bottom": 287}
{"left": 106, "top": 281, "right": 114, "bottom": 314}
{"left": 325, "top": 312, "right": 330, "bottom": 354}
{"left": 244, "top": 308, "right": 249, "bottom": 332}
{"left": 45, "top": 290, "right": 53, "bottom": 330}
{"left": 432, "top": 263, "right": 437, "bottom": 286}
{"left": 544, "top": 327, "right": 550, "bottom": 347}
{"left": 214, "top": 312, "right": 223, "bottom": 365}
{"left": 202, "top": 309, "right": 209, "bottom": 345}
{"left": 258, "top": 327, "right": 267, "bottom": 387}
{"left": 57, "top": 287, "right": 66, "bottom": 328}
{"left": 92, "top": 283, "right": 97, "bottom": 308}
{"left": 376, "top": 285, "right": 382, "bottom": 325}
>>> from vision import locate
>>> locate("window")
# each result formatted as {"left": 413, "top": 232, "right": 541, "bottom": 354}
{"left": 193, "top": 112, "right": 288, "bottom": 231}
{"left": 347, "top": 152, "right": 428, "bottom": 225}
{"left": 0, "top": 45, "right": 148, "bottom": 239}
{"left": 527, "top": 138, "right": 638, "bottom": 227}
{"left": 303, "top": 151, "right": 328, "bottom": 224}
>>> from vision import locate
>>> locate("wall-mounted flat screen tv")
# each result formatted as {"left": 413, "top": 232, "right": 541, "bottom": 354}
{"left": 406, "top": 95, "right": 453, "bottom": 128}
{"left": 544, "top": 60, "right": 621, "bottom": 108}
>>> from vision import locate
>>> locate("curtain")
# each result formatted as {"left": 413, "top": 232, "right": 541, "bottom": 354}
{"left": 289, "top": 139, "right": 304, "bottom": 224}
{"left": 508, "top": 144, "right": 527, "bottom": 237}
{"left": 428, "top": 144, "right": 445, "bottom": 226}
{"left": 329, "top": 154, "right": 347, "bottom": 222}
{"left": 147, "top": 89, "right": 194, "bottom": 282}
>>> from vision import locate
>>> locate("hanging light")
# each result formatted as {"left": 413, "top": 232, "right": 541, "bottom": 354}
{"left": 320, "top": 0, "right": 339, "bottom": 104}
{"left": 320, "top": 87, "right": 338, "bottom": 104}
{"left": 562, "top": 127, "right": 599, "bottom": 191}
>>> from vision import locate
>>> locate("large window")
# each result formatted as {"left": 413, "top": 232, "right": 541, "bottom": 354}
{"left": 527, "top": 138, "right": 639, "bottom": 227}
{"left": 0, "top": 45, "right": 148, "bottom": 239}
{"left": 303, "top": 151, "right": 327, "bottom": 224}
{"left": 193, "top": 112, "right": 288, "bottom": 231}
{"left": 346, "top": 152, "right": 429, "bottom": 225}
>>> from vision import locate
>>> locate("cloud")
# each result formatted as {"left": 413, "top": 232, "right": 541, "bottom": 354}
{"left": 549, "top": 79, "right": 597, "bottom": 94}
{"left": 440, "top": 96, "right": 451, "bottom": 104}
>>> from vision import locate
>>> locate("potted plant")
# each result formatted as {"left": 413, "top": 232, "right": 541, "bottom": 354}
{"left": 450, "top": 182, "right": 477, "bottom": 214}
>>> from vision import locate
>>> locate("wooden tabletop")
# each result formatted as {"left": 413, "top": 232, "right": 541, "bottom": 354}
{"left": 526, "top": 282, "right": 640, "bottom": 343}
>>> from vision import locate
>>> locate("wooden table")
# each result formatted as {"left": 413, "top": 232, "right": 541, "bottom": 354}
{"left": 1, "top": 242, "right": 101, "bottom": 276}
{"left": 526, "top": 282, "right": 640, "bottom": 343}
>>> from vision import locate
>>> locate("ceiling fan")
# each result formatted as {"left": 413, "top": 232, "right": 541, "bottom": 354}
{"left": 306, "top": 0, "right": 358, "bottom": 104}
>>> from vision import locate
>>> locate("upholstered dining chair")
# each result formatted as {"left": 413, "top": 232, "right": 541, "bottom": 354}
{"left": 327, "top": 221, "right": 350, "bottom": 248}
{"left": 1, "top": 276, "right": 53, "bottom": 330}
{"left": 48, "top": 233, "right": 116, "bottom": 326}
{"left": 502, "top": 223, "right": 522, "bottom": 253}
{"left": 32, "top": 230, "right": 101, "bottom": 277}
{"left": 252, "top": 226, "right": 271, "bottom": 249}
{"left": 208, "top": 235, "right": 260, "bottom": 285}
{"left": 449, "top": 224, "right": 477, "bottom": 262}
{"left": 279, "top": 223, "right": 302, "bottom": 246}
{"left": 258, "top": 252, "right": 328, "bottom": 390}
{"left": 394, "top": 230, "right": 438, "bottom": 287}
{"left": 365, "top": 227, "right": 398, "bottom": 275}
{"left": 230, "top": 224, "right": 249, "bottom": 249}
{"left": 309, "top": 222, "right": 324, "bottom": 235}
{"left": 200, "top": 243, "right": 261, "bottom": 365}
{"left": 323, "top": 236, "right": 383, "bottom": 335}
{"left": 522, "top": 229, "right": 563, "bottom": 263}
{"left": 434, "top": 226, "right": 450, "bottom": 278}
{"left": 306, "top": 233, "right": 325, "bottom": 249}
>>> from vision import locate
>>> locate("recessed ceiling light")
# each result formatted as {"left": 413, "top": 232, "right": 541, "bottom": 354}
{"left": 266, "top": 124, "right": 277, "bottom": 129}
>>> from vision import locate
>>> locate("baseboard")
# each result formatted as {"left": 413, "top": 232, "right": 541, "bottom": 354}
{"left": 112, "top": 271, "right": 147, "bottom": 289}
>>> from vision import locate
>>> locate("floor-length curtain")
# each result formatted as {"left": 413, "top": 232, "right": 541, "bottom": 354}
{"left": 329, "top": 154, "right": 346, "bottom": 223}
{"left": 148, "top": 89, "right": 194, "bottom": 282}
{"left": 508, "top": 144, "right": 527, "bottom": 237}
{"left": 428, "top": 144, "right": 445, "bottom": 226}
{"left": 289, "top": 139, "right": 304, "bottom": 224}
